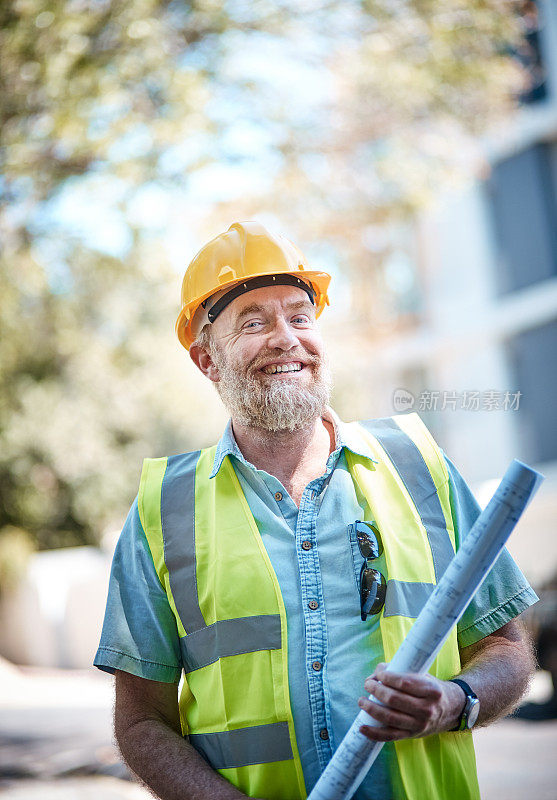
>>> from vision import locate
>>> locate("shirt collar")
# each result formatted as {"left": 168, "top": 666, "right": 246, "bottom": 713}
{"left": 209, "top": 407, "right": 377, "bottom": 479}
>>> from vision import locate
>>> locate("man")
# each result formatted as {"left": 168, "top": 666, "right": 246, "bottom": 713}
{"left": 95, "top": 221, "right": 538, "bottom": 800}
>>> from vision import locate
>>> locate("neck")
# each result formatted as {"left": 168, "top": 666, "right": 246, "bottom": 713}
{"left": 231, "top": 414, "right": 335, "bottom": 482}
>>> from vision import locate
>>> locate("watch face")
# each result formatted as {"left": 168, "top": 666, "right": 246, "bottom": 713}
{"left": 467, "top": 698, "right": 481, "bottom": 729}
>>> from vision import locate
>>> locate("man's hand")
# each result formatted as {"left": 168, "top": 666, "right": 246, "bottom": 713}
{"left": 357, "top": 663, "right": 464, "bottom": 741}
{"left": 357, "top": 619, "right": 536, "bottom": 743}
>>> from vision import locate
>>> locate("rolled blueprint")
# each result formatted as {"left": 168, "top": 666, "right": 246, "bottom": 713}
{"left": 308, "top": 459, "right": 544, "bottom": 800}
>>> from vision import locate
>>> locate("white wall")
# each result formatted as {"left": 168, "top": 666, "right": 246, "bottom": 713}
{"left": 0, "top": 546, "right": 112, "bottom": 669}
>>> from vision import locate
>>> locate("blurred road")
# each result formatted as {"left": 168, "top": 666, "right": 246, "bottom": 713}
{"left": 0, "top": 659, "right": 556, "bottom": 799}
{"left": 475, "top": 717, "right": 556, "bottom": 800}
{"left": 0, "top": 778, "right": 148, "bottom": 799}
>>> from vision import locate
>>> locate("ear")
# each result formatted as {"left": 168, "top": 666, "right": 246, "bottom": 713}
{"left": 189, "top": 344, "right": 220, "bottom": 382}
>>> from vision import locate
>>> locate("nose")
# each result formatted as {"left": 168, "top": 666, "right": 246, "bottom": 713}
{"left": 266, "top": 314, "right": 299, "bottom": 350}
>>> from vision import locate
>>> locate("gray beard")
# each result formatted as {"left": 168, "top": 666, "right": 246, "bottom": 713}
{"left": 212, "top": 350, "right": 332, "bottom": 433}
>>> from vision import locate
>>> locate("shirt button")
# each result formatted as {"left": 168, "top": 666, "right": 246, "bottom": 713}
{"left": 301, "top": 540, "right": 313, "bottom": 551}
{"left": 319, "top": 728, "right": 329, "bottom": 740}
{"left": 274, "top": 491, "right": 283, "bottom": 501}
{"left": 308, "top": 600, "right": 319, "bottom": 610}
{"left": 312, "top": 660, "right": 322, "bottom": 671}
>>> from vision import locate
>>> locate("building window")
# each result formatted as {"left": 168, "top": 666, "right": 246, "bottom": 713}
{"left": 486, "top": 141, "right": 557, "bottom": 296}
{"left": 505, "top": 319, "right": 557, "bottom": 464}
{"left": 517, "top": 1, "right": 548, "bottom": 105}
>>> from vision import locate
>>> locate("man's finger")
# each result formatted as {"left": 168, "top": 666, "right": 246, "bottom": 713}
{"left": 359, "top": 723, "right": 412, "bottom": 743}
{"left": 358, "top": 696, "right": 421, "bottom": 732}
{"left": 365, "top": 682, "right": 437, "bottom": 721}
{"left": 374, "top": 669, "right": 443, "bottom": 701}
{"left": 365, "top": 662, "right": 388, "bottom": 684}
{"left": 364, "top": 676, "right": 381, "bottom": 694}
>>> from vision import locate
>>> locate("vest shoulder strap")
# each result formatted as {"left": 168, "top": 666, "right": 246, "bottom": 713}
{"left": 357, "top": 412, "right": 449, "bottom": 492}
{"left": 138, "top": 450, "right": 206, "bottom": 634}
{"left": 351, "top": 413, "right": 454, "bottom": 582}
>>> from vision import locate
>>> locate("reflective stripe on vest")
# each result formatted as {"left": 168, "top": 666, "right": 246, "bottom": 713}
{"left": 359, "top": 418, "right": 455, "bottom": 581}
{"left": 162, "top": 451, "right": 205, "bottom": 632}
{"left": 161, "top": 452, "right": 283, "bottom": 671}
{"left": 179, "top": 614, "right": 281, "bottom": 672}
{"left": 189, "top": 721, "right": 293, "bottom": 769}
{"left": 359, "top": 417, "right": 454, "bottom": 619}
{"left": 138, "top": 413, "right": 479, "bottom": 800}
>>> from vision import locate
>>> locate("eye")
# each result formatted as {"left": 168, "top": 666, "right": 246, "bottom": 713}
{"left": 292, "top": 315, "right": 311, "bottom": 325}
{"left": 243, "top": 320, "right": 264, "bottom": 330}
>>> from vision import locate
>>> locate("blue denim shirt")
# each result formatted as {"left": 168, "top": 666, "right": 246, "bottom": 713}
{"left": 95, "top": 412, "right": 538, "bottom": 800}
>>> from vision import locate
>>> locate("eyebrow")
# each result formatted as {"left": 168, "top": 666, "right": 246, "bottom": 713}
{"left": 235, "top": 299, "right": 315, "bottom": 323}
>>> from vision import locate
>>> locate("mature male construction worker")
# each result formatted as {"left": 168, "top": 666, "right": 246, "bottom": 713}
{"left": 95, "top": 221, "right": 538, "bottom": 800}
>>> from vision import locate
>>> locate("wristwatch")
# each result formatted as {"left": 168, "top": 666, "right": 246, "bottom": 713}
{"left": 449, "top": 679, "right": 480, "bottom": 731}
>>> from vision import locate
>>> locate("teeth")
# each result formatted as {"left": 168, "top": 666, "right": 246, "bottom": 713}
{"left": 263, "top": 362, "right": 302, "bottom": 374}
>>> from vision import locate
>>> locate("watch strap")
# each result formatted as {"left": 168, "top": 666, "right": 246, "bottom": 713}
{"left": 449, "top": 679, "right": 478, "bottom": 731}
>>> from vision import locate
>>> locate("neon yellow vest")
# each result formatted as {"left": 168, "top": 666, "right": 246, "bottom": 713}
{"left": 138, "top": 413, "right": 480, "bottom": 800}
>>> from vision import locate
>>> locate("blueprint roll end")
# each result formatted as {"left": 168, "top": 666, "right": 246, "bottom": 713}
{"left": 508, "top": 458, "right": 544, "bottom": 484}
{"left": 505, "top": 459, "right": 545, "bottom": 505}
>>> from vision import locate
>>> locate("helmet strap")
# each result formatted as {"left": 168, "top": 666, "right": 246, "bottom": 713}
{"left": 206, "top": 274, "right": 316, "bottom": 324}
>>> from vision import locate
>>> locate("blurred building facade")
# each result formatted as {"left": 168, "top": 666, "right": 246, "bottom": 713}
{"left": 368, "top": 0, "right": 557, "bottom": 588}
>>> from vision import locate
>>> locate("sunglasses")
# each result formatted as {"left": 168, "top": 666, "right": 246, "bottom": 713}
{"left": 349, "top": 520, "right": 386, "bottom": 621}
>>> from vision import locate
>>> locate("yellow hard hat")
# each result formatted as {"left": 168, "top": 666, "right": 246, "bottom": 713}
{"left": 176, "top": 221, "right": 331, "bottom": 350}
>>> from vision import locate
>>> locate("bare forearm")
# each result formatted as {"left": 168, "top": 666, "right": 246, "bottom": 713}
{"left": 457, "top": 624, "right": 536, "bottom": 726}
{"left": 116, "top": 716, "right": 247, "bottom": 800}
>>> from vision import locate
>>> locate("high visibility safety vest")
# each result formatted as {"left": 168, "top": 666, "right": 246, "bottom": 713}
{"left": 138, "top": 413, "right": 480, "bottom": 800}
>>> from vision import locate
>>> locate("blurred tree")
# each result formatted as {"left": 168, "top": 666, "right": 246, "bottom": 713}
{"left": 0, "top": 0, "right": 531, "bottom": 550}
{"left": 209, "top": 1, "right": 530, "bottom": 329}
{"left": 0, "top": 0, "right": 240, "bottom": 549}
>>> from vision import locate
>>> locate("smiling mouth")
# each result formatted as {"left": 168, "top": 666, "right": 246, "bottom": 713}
{"left": 260, "top": 362, "right": 305, "bottom": 375}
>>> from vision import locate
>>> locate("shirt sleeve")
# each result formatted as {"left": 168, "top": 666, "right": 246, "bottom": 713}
{"left": 442, "top": 453, "right": 539, "bottom": 648}
{"left": 94, "top": 496, "right": 183, "bottom": 683}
